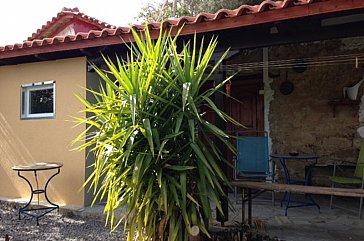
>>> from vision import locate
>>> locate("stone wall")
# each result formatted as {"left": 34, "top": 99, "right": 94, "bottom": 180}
{"left": 269, "top": 37, "right": 364, "bottom": 182}
{"left": 227, "top": 36, "right": 364, "bottom": 184}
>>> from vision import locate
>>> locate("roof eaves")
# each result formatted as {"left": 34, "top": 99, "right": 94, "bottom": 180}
{"left": 1, "top": 0, "right": 364, "bottom": 61}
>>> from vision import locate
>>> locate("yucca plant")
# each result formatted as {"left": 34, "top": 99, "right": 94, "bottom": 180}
{"left": 73, "top": 26, "right": 239, "bottom": 241}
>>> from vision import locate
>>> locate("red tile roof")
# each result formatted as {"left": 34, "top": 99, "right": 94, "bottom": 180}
{"left": 1, "top": 0, "right": 364, "bottom": 60}
{"left": 27, "top": 7, "right": 116, "bottom": 41}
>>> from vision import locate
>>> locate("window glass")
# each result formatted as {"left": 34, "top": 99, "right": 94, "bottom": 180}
{"left": 29, "top": 88, "right": 54, "bottom": 114}
{"left": 21, "top": 82, "right": 55, "bottom": 119}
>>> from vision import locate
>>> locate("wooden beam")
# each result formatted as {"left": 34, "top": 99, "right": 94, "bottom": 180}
{"left": 214, "top": 20, "right": 364, "bottom": 52}
{"left": 34, "top": 54, "right": 47, "bottom": 61}
{"left": 0, "top": 59, "right": 8, "bottom": 65}
{"left": 80, "top": 48, "right": 94, "bottom": 56}
{"left": 231, "top": 181, "right": 364, "bottom": 198}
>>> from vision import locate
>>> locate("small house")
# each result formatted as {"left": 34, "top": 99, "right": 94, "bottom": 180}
{"left": 1, "top": 0, "right": 364, "bottom": 210}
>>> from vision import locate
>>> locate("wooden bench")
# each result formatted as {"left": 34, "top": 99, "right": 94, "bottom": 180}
{"left": 231, "top": 181, "right": 364, "bottom": 225}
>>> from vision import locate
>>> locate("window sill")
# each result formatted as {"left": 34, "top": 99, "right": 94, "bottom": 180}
{"left": 21, "top": 116, "right": 55, "bottom": 120}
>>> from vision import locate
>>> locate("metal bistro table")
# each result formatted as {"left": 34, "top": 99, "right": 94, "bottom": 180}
{"left": 270, "top": 154, "right": 320, "bottom": 216}
{"left": 12, "top": 162, "right": 62, "bottom": 225}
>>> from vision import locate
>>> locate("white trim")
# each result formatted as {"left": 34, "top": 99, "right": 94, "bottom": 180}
{"left": 21, "top": 82, "right": 56, "bottom": 119}
{"left": 21, "top": 80, "right": 55, "bottom": 88}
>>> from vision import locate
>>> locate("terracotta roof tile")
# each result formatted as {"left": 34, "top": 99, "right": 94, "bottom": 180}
{"left": 146, "top": 22, "right": 162, "bottom": 30}
{"left": 1, "top": 0, "right": 363, "bottom": 59}
{"left": 132, "top": 24, "right": 147, "bottom": 31}
{"left": 215, "top": 9, "right": 236, "bottom": 18}
{"left": 4, "top": 45, "right": 13, "bottom": 51}
{"left": 176, "top": 16, "right": 197, "bottom": 24}
{"left": 195, "top": 13, "right": 216, "bottom": 22}
{"left": 114, "top": 27, "right": 131, "bottom": 35}
{"left": 163, "top": 19, "right": 179, "bottom": 26}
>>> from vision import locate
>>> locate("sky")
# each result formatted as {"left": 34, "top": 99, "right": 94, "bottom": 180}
{"left": 0, "top": 0, "right": 160, "bottom": 46}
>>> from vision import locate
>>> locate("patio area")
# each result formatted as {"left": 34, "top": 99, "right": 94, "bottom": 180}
{"left": 1, "top": 192, "right": 364, "bottom": 241}
{"left": 210, "top": 192, "right": 364, "bottom": 241}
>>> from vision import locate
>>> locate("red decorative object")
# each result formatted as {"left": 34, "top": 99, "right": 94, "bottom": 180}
{"left": 226, "top": 83, "right": 231, "bottom": 96}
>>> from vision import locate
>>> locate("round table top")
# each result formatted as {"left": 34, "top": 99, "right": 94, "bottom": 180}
{"left": 12, "top": 162, "right": 63, "bottom": 171}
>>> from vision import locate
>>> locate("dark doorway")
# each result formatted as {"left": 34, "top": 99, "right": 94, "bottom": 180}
{"left": 226, "top": 79, "right": 265, "bottom": 179}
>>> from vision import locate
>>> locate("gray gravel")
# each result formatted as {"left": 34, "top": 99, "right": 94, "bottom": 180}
{"left": 0, "top": 201, "right": 125, "bottom": 241}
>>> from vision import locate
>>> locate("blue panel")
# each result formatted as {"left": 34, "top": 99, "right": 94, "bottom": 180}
{"left": 236, "top": 134, "right": 269, "bottom": 177}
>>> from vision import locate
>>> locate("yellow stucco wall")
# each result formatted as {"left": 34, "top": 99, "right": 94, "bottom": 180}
{"left": 0, "top": 57, "right": 87, "bottom": 208}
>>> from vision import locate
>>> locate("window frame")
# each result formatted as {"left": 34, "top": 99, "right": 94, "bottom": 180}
{"left": 21, "top": 81, "right": 56, "bottom": 119}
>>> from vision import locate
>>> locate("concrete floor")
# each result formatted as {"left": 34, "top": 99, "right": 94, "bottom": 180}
{"left": 209, "top": 192, "right": 364, "bottom": 241}
{"left": 77, "top": 192, "right": 364, "bottom": 241}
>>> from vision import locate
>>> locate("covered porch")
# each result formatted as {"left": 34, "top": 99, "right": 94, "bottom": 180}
{"left": 211, "top": 193, "right": 364, "bottom": 241}
{"left": 200, "top": 1, "right": 364, "bottom": 225}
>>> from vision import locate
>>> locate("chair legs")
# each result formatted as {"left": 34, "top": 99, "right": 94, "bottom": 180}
{"left": 330, "top": 183, "right": 335, "bottom": 209}
{"left": 330, "top": 182, "right": 363, "bottom": 219}
{"left": 359, "top": 197, "right": 363, "bottom": 219}
{"left": 234, "top": 186, "right": 238, "bottom": 204}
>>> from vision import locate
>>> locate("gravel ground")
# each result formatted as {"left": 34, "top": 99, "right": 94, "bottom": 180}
{"left": 0, "top": 201, "right": 125, "bottom": 241}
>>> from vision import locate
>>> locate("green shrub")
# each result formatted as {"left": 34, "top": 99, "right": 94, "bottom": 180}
{"left": 74, "top": 26, "right": 239, "bottom": 241}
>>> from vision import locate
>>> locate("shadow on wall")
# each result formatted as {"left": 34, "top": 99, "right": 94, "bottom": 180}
{"left": 0, "top": 112, "right": 64, "bottom": 205}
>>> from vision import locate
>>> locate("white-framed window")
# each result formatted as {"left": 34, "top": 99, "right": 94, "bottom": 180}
{"left": 21, "top": 81, "right": 55, "bottom": 119}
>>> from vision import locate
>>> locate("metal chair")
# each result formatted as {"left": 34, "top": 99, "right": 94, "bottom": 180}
{"left": 329, "top": 142, "right": 364, "bottom": 218}
{"left": 234, "top": 131, "right": 274, "bottom": 203}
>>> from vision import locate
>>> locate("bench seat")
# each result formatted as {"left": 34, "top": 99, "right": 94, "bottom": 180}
{"left": 231, "top": 181, "right": 364, "bottom": 225}
{"left": 231, "top": 181, "right": 364, "bottom": 197}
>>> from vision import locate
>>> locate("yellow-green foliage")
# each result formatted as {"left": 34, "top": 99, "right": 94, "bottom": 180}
{"left": 74, "top": 27, "right": 239, "bottom": 241}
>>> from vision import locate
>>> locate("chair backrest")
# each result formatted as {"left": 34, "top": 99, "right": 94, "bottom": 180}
{"left": 354, "top": 142, "right": 364, "bottom": 178}
{"left": 236, "top": 133, "right": 269, "bottom": 177}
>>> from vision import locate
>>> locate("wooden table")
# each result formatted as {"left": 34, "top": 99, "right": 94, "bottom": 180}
{"left": 12, "top": 162, "right": 62, "bottom": 225}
